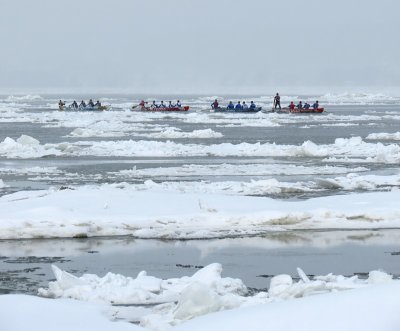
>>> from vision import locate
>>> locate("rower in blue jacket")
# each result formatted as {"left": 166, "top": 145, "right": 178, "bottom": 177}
{"left": 249, "top": 101, "right": 256, "bottom": 110}
{"left": 227, "top": 101, "right": 234, "bottom": 110}
{"left": 313, "top": 101, "right": 319, "bottom": 109}
{"left": 235, "top": 101, "right": 242, "bottom": 111}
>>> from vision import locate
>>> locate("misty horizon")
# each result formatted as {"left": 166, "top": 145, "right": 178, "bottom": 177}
{"left": 1, "top": 0, "right": 399, "bottom": 93}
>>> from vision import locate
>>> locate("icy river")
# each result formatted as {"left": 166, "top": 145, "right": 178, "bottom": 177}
{"left": 1, "top": 93, "right": 400, "bottom": 329}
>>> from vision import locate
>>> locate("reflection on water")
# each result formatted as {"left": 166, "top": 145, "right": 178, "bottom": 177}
{"left": 1, "top": 229, "right": 400, "bottom": 294}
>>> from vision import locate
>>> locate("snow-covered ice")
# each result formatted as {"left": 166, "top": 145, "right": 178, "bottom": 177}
{"left": 1, "top": 183, "right": 400, "bottom": 239}
{"left": 367, "top": 132, "right": 400, "bottom": 140}
{"left": 1, "top": 134, "right": 400, "bottom": 164}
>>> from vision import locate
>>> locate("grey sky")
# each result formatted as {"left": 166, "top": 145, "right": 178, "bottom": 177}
{"left": 1, "top": 0, "right": 399, "bottom": 93}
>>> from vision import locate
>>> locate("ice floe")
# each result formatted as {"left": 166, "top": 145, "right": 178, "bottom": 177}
{"left": 111, "top": 163, "right": 368, "bottom": 179}
{"left": 2, "top": 134, "right": 399, "bottom": 163}
{"left": 367, "top": 132, "right": 400, "bottom": 140}
{"left": 1, "top": 184, "right": 400, "bottom": 239}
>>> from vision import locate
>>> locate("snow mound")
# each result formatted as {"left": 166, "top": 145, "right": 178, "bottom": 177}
{"left": 38, "top": 264, "right": 398, "bottom": 331}
{"left": 0, "top": 135, "right": 62, "bottom": 158}
{"left": 39, "top": 263, "right": 246, "bottom": 305}
{"left": 174, "top": 282, "right": 400, "bottom": 331}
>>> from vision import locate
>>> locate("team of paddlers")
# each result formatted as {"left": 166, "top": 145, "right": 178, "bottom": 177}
{"left": 139, "top": 100, "right": 182, "bottom": 108}
{"left": 59, "top": 99, "right": 103, "bottom": 109}
{"left": 58, "top": 93, "right": 323, "bottom": 112}
{"left": 211, "top": 99, "right": 259, "bottom": 110}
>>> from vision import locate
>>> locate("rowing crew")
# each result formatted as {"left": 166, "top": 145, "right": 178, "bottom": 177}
{"left": 211, "top": 99, "right": 258, "bottom": 110}
{"left": 139, "top": 100, "right": 182, "bottom": 108}
{"left": 288, "top": 100, "right": 319, "bottom": 111}
{"left": 59, "top": 99, "right": 102, "bottom": 109}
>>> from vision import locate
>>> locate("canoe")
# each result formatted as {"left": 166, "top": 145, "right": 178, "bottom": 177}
{"left": 59, "top": 105, "right": 109, "bottom": 111}
{"left": 211, "top": 107, "right": 262, "bottom": 113}
{"left": 133, "top": 106, "right": 190, "bottom": 112}
{"left": 269, "top": 107, "right": 324, "bottom": 114}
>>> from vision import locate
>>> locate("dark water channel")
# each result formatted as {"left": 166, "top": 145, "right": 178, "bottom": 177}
{"left": 1, "top": 229, "right": 400, "bottom": 295}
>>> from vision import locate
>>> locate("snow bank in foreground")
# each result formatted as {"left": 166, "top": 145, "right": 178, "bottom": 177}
{"left": 38, "top": 263, "right": 398, "bottom": 331}
{"left": 0, "top": 295, "right": 141, "bottom": 331}
{"left": 4, "top": 274, "right": 400, "bottom": 331}
{"left": 1, "top": 184, "right": 400, "bottom": 239}
{"left": 174, "top": 282, "right": 400, "bottom": 331}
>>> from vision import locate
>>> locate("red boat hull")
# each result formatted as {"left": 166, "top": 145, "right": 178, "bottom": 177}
{"left": 276, "top": 107, "right": 324, "bottom": 113}
{"left": 291, "top": 107, "right": 324, "bottom": 113}
{"left": 134, "top": 106, "right": 189, "bottom": 112}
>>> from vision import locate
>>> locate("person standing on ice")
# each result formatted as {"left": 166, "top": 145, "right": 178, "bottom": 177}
{"left": 211, "top": 99, "right": 219, "bottom": 109}
{"left": 274, "top": 93, "right": 281, "bottom": 110}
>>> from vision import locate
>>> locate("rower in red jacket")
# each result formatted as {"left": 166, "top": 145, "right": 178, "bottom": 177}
{"left": 289, "top": 101, "right": 295, "bottom": 110}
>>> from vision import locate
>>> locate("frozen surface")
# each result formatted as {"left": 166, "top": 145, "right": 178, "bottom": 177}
{"left": 174, "top": 282, "right": 400, "bottom": 331}
{"left": 1, "top": 184, "right": 400, "bottom": 239}
{"left": 35, "top": 263, "right": 400, "bottom": 331}
{"left": 1, "top": 135, "right": 400, "bottom": 164}
{"left": 0, "top": 294, "right": 142, "bottom": 331}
